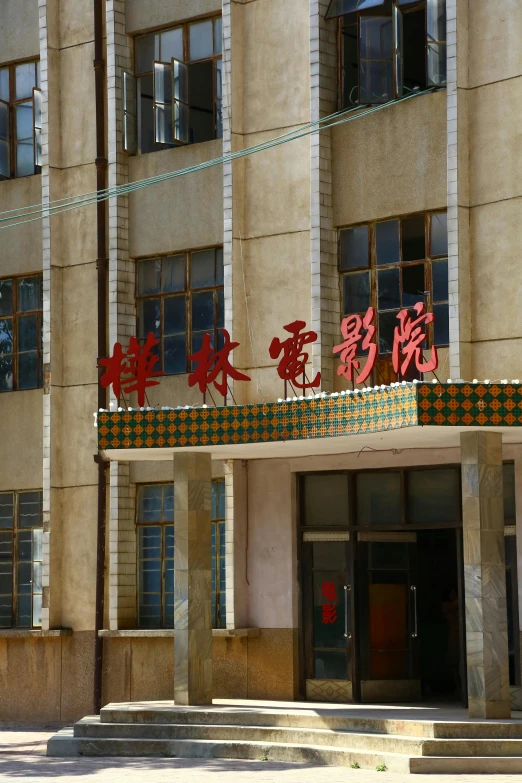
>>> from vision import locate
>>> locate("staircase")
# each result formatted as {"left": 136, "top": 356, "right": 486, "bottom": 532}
{"left": 47, "top": 700, "right": 522, "bottom": 774}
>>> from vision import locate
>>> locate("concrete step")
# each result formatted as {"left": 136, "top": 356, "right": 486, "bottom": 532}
{"left": 410, "top": 756, "right": 522, "bottom": 774}
{"left": 46, "top": 729, "right": 413, "bottom": 772}
{"left": 99, "top": 703, "right": 522, "bottom": 739}
{"left": 73, "top": 717, "right": 424, "bottom": 755}
{"left": 422, "top": 738, "right": 522, "bottom": 757}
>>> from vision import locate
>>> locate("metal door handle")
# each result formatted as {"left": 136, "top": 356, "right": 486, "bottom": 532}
{"left": 411, "top": 585, "right": 418, "bottom": 638}
{"left": 344, "top": 585, "right": 351, "bottom": 639}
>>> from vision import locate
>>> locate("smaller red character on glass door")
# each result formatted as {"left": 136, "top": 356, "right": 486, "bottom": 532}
{"left": 321, "top": 581, "right": 338, "bottom": 624}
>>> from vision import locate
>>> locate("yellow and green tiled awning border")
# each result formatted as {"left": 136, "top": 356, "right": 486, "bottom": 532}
{"left": 97, "top": 383, "right": 522, "bottom": 452}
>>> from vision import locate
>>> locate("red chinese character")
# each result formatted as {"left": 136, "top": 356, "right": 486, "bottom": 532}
{"left": 321, "top": 582, "right": 337, "bottom": 602}
{"left": 392, "top": 302, "right": 438, "bottom": 377}
{"left": 269, "top": 320, "right": 321, "bottom": 390}
{"left": 100, "top": 332, "right": 164, "bottom": 407}
{"left": 188, "top": 329, "right": 251, "bottom": 398}
{"left": 333, "top": 307, "right": 377, "bottom": 384}
{"left": 322, "top": 604, "right": 337, "bottom": 625}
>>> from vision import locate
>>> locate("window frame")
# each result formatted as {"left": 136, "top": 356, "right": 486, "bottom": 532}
{"left": 0, "top": 272, "right": 44, "bottom": 393}
{"left": 135, "top": 479, "right": 226, "bottom": 630}
{"left": 133, "top": 14, "right": 222, "bottom": 153}
{"left": 0, "top": 58, "right": 41, "bottom": 180}
{"left": 336, "top": 0, "right": 446, "bottom": 109}
{"left": 0, "top": 489, "right": 43, "bottom": 629}
{"left": 338, "top": 210, "right": 448, "bottom": 384}
{"left": 135, "top": 247, "right": 224, "bottom": 376}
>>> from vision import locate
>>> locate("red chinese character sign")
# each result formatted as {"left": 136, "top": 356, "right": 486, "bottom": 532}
{"left": 188, "top": 328, "right": 251, "bottom": 403}
{"left": 333, "top": 307, "right": 377, "bottom": 384}
{"left": 100, "top": 332, "right": 164, "bottom": 407}
{"left": 392, "top": 302, "right": 438, "bottom": 377}
{"left": 269, "top": 320, "right": 321, "bottom": 394}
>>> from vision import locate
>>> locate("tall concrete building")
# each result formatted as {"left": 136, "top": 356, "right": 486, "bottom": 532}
{"left": 0, "top": 0, "right": 522, "bottom": 739}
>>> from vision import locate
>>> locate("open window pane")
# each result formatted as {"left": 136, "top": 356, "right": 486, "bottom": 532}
{"left": 360, "top": 16, "right": 393, "bottom": 59}
{"left": 360, "top": 59, "right": 393, "bottom": 104}
{"left": 427, "top": 43, "right": 447, "bottom": 86}
{"left": 16, "top": 101, "right": 33, "bottom": 141}
{"left": 123, "top": 72, "right": 137, "bottom": 155}
{"left": 172, "top": 58, "right": 189, "bottom": 144}
{"left": 427, "top": 0, "right": 446, "bottom": 43}
{"left": 326, "top": 0, "right": 385, "bottom": 19}
{"left": 394, "top": 5, "right": 403, "bottom": 97}
{"left": 402, "top": 264, "right": 425, "bottom": 307}
{"left": 137, "top": 75, "right": 158, "bottom": 154}
{"left": 173, "top": 100, "right": 189, "bottom": 144}
{"left": 154, "top": 62, "right": 172, "bottom": 144}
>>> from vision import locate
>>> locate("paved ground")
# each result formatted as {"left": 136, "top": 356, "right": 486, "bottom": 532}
{"left": 0, "top": 727, "right": 521, "bottom": 782}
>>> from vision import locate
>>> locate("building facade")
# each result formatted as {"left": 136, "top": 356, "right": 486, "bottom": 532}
{"left": 0, "top": 0, "right": 521, "bottom": 723}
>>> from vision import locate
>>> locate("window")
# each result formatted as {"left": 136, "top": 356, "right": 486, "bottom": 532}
{"left": 339, "top": 211, "right": 448, "bottom": 383}
{"left": 0, "top": 491, "right": 43, "bottom": 628}
{"left": 0, "top": 274, "right": 43, "bottom": 392}
{"left": 326, "top": 0, "right": 446, "bottom": 107}
{"left": 127, "top": 16, "right": 223, "bottom": 154}
{"left": 136, "top": 248, "right": 224, "bottom": 375}
{"left": 136, "top": 480, "right": 226, "bottom": 629}
{"left": 0, "top": 60, "right": 41, "bottom": 179}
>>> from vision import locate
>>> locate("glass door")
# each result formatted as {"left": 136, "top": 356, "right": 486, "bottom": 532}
{"left": 302, "top": 532, "right": 353, "bottom": 702}
{"left": 357, "top": 531, "right": 420, "bottom": 702}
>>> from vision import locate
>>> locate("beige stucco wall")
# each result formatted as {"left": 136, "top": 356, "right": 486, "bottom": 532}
{"left": 0, "top": 0, "right": 39, "bottom": 64}
{"left": 466, "top": 1, "right": 522, "bottom": 379}
{"left": 128, "top": 141, "right": 223, "bottom": 258}
{"left": 0, "top": 391, "right": 42, "bottom": 491}
{"left": 332, "top": 91, "right": 447, "bottom": 227}
{"left": 0, "top": 177, "right": 43, "bottom": 277}
{"left": 125, "top": 0, "right": 221, "bottom": 34}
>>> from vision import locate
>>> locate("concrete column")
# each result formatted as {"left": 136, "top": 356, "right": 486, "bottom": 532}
{"left": 173, "top": 453, "right": 213, "bottom": 705}
{"left": 461, "top": 431, "right": 510, "bottom": 718}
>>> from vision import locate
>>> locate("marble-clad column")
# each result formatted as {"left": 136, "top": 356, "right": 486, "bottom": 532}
{"left": 461, "top": 431, "right": 510, "bottom": 718}
{"left": 173, "top": 453, "right": 213, "bottom": 705}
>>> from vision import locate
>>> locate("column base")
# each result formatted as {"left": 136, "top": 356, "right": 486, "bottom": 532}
{"left": 468, "top": 698, "right": 511, "bottom": 719}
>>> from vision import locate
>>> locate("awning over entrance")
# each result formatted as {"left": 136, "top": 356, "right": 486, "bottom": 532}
{"left": 97, "top": 382, "right": 522, "bottom": 461}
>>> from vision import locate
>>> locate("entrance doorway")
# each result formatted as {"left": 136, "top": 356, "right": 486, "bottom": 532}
{"left": 302, "top": 529, "right": 463, "bottom": 703}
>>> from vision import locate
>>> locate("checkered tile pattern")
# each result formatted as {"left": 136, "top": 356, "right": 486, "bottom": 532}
{"left": 98, "top": 384, "right": 522, "bottom": 452}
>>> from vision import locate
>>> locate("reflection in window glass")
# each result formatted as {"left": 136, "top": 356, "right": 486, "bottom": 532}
{"left": 189, "top": 20, "right": 214, "bottom": 61}
{"left": 407, "top": 469, "right": 458, "bottom": 524}
{"left": 340, "top": 226, "right": 369, "bottom": 270}
{"left": 376, "top": 220, "right": 399, "bottom": 266}
{"left": 430, "top": 212, "right": 448, "bottom": 257}
{"left": 303, "top": 474, "right": 349, "bottom": 526}
{"left": 160, "top": 27, "right": 183, "bottom": 63}
{"left": 0, "top": 276, "right": 42, "bottom": 393}
{"left": 356, "top": 472, "right": 401, "bottom": 525}
{"left": 343, "top": 272, "right": 370, "bottom": 314}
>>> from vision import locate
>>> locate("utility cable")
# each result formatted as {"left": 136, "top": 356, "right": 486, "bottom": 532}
{"left": 0, "top": 90, "right": 434, "bottom": 231}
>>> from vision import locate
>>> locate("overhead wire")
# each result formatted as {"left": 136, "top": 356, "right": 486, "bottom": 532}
{"left": 0, "top": 89, "right": 434, "bottom": 231}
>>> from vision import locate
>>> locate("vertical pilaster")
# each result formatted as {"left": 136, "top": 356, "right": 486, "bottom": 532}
{"left": 461, "top": 431, "right": 510, "bottom": 718}
{"left": 173, "top": 453, "right": 213, "bottom": 706}
{"left": 106, "top": 0, "right": 136, "bottom": 629}
{"left": 448, "top": 0, "right": 471, "bottom": 380}
{"left": 310, "top": 1, "right": 339, "bottom": 392}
